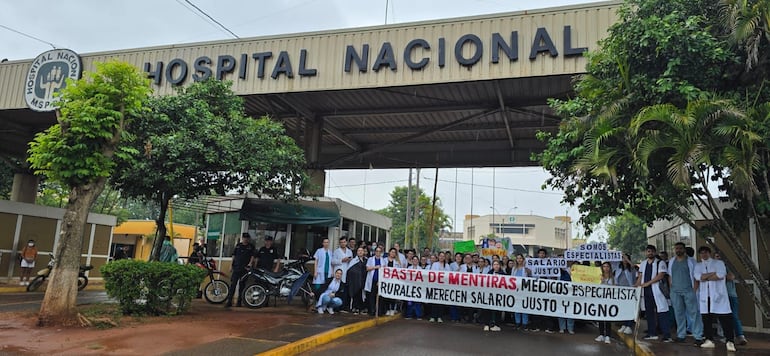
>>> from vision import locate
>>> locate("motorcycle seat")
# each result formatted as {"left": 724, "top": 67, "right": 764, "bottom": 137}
{"left": 261, "top": 269, "right": 288, "bottom": 278}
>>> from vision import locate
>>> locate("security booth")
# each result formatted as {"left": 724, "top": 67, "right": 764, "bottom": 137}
{"left": 204, "top": 196, "right": 391, "bottom": 272}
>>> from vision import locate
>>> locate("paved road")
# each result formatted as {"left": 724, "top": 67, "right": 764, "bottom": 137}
{"left": 305, "top": 318, "right": 633, "bottom": 356}
{"left": 0, "top": 290, "right": 111, "bottom": 312}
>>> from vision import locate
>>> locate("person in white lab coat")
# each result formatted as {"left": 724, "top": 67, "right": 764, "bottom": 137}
{"left": 635, "top": 245, "right": 672, "bottom": 342}
{"left": 693, "top": 246, "right": 735, "bottom": 352}
{"left": 313, "top": 238, "right": 333, "bottom": 290}
{"left": 332, "top": 236, "right": 353, "bottom": 311}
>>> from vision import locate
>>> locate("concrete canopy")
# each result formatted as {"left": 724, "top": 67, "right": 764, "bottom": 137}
{"left": 0, "top": 1, "right": 620, "bottom": 170}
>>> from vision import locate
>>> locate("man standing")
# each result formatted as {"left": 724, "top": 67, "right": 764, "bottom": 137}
{"left": 332, "top": 236, "right": 353, "bottom": 311}
{"left": 636, "top": 244, "right": 672, "bottom": 342}
{"left": 225, "top": 233, "right": 255, "bottom": 308}
{"left": 313, "top": 238, "right": 333, "bottom": 290}
{"left": 715, "top": 252, "right": 748, "bottom": 345}
{"left": 694, "top": 246, "right": 735, "bottom": 352}
{"left": 255, "top": 236, "right": 280, "bottom": 272}
{"left": 668, "top": 242, "right": 703, "bottom": 345}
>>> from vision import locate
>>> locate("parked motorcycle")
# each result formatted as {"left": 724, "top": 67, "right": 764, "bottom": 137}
{"left": 193, "top": 256, "right": 229, "bottom": 304}
{"left": 240, "top": 256, "right": 313, "bottom": 309}
{"left": 27, "top": 253, "right": 93, "bottom": 292}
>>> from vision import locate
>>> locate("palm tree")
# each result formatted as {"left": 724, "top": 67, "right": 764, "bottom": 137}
{"left": 630, "top": 97, "right": 770, "bottom": 318}
{"left": 721, "top": 0, "right": 770, "bottom": 69}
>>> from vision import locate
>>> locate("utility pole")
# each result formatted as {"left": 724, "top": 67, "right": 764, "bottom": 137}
{"left": 413, "top": 168, "right": 421, "bottom": 250}
{"left": 427, "top": 167, "right": 438, "bottom": 251}
{"left": 405, "top": 168, "right": 413, "bottom": 248}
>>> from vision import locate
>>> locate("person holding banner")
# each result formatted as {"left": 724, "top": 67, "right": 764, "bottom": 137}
{"left": 481, "top": 260, "right": 506, "bottom": 331}
{"left": 364, "top": 246, "right": 385, "bottom": 316}
{"left": 347, "top": 247, "right": 368, "bottom": 315}
{"left": 511, "top": 254, "right": 533, "bottom": 330}
{"left": 383, "top": 248, "right": 403, "bottom": 315}
{"left": 595, "top": 262, "right": 615, "bottom": 344}
{"left": 404, "top": 256, "right": 424, "bottom": 320}
{"left": 429, "top": 251, "right": 452, "bottom": 323}
{"left": 636, "top": 245, "right": 672, "bottom": 342}
{"left": 558, "top": 259, "right": 576, "bottom": 335}
{"left": 614, "top": 253, "right": 637, "bottom": 335}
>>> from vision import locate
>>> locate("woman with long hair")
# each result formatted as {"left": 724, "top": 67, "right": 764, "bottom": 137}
{"left": 596, "top": 262, "right": 615, "bottom": 344}
{"left": 429, "top": 251, "right": 451, "bottom": 323}
{"left": 482, "top": 260, "right": 506, "bottom": 331}
{"left": 614, "top": 253, "right": 636, "bottom": 334}
{"left": 511, "top": 254, "right": 532, "bottom": 330}
{"left": 384, "top": 247, "right": 402, "bottom": 315}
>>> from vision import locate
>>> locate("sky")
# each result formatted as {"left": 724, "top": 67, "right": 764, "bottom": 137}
{"left": 1, "top": 0, "right": 608, "bottom": 238}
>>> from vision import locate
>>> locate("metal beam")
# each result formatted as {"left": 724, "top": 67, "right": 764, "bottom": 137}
{"left": 495, "top": 82, "right": 515, "bottom": 149}
{"left": 270, "top": 94, "right": 361, "bottom": 153}
{"left": 325, "top": 109, "right": 500, "bottom": 167}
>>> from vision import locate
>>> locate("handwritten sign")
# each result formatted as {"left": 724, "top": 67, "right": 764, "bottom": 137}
{"left": 570, "top": 264, "right": 602, "bottom": 284}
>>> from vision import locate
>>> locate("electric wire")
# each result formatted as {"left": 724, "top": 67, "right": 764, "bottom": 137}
{"left": 180, "top": 0, "right": 239, "bottom": 39}
{"left": 0, "top": 24, "right": 57, "bottom": 49}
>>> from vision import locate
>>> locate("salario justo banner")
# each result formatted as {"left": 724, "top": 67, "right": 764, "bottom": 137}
{"left": 378, "top": 267, "right": 641, "bottom": 321}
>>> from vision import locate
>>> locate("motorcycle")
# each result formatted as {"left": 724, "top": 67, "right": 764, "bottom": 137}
{"left": 27, "top": 253, "right": 93, "bottom": 292}
{"left": 193, "top": 256, "right": 230, "bottom": 304}
{"left": 240, "top": 256, "right": 314, "bottom": 309}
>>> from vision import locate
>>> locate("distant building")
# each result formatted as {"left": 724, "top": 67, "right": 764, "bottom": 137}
{"left": 464, "top": 214, "right": 572, "bottom": 256}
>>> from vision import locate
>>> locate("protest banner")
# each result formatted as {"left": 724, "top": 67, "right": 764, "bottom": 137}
{"left": 570, "top": 264, "right": 601, "bottom": 284}
{"left": 454, "top": 240, "right": 476, "bottom": 254}
{"left": 565, "top": 242, "right": 623, "bottom": 262}
{"left": 378, "top": 267, "right": 641, "bottom": 321}
{"left": 525, "top": 258, "right": 566, "bottom": 277}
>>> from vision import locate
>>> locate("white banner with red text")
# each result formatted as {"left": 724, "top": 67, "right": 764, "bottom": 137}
{"left": 377, "top": 267, "right": 641, "bottom": 321}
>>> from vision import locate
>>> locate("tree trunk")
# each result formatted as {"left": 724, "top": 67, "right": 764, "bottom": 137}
{"left": 149, "top": 192, "right": 169, "bottom": 261}
{"left": 37, "top": 179, "right": 106, "bottom": 326}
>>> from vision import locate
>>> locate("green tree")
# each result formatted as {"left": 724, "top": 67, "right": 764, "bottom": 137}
{"left": 606, "top": 212, "right": 648, "bottom": 261}
{"left": 112, "top": 79, "right": 307, "bottom": 261}
{"left": 537, "top": 0, "right": 770, "bottom": 317}
{"left": 377, "top": 186, "right": 451, "bottom": 250}
{"left": 0, "top": 161, "right": 14, "bottom": 199}
{"left": 27, "top": 61, "right": 151, "bottom": 326}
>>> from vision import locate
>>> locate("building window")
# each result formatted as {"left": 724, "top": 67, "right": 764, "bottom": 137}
{"left": 555, "top": 227, "right": 566, "bottom": 240}
{"left": 488, "top": 223, "right": 535, "bottom": 235}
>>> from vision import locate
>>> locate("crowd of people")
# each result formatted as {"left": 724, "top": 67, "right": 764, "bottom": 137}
{"left": 309, "top": 237, "right": 749, "bottom": 352}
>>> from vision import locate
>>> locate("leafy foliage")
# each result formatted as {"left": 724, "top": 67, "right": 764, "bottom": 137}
{"left": 101, "top": 259, "right": 206, "bottom": 316}
{"left": 112, "top": 79, "right": 307, "bottom": 260}
{"left": 377, "top": 186, "right": 451, "bottom": 249}
{"left": 28, "top": 61, "right": 151, "bottom": 186}
{"left": 606, "top": 212, "right": 648, "bottom": 261}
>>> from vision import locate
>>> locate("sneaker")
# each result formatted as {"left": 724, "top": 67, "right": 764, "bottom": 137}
{"left": 623, "top": 327, "right": 633, "bottom": 335}
{"left": 405, "top": 316, "right": 412, "bottom": 320}
{"left": 726, "top": 341, "right": 736, "bottom": 352}
{"left": 559, "top": 329, "right": 565, "bottom": 334}
{"left": 663, "top": 338, "right": 673, "bottom": 343}
{"left": 484, "top": 325, "right": 490, "bottom": 331}
{"left": 429, "top": 318, "right": 436, "bottom": 323}
{"left": 694, "top": 339, "right": 704, "bottom": 346}
{"left": 340, "top": 309, "right": 350, "bottom": 314}
{"left": 353, "top": 310, "right": 359, "bottom": 315}
{"left": 568, "top": 330, "right": 575, "bottom": 335}
{"left": 529, "top": 328, "right": 540, "bottom": 332}
{"left": 328, "top": 308, "right": 334, "bottom": 315}
{"left": 318, "top": 307, "right": 325, "bottom": 314}
{"left": 437, "top": 318, "right": 444, "bottom": 323}
{"left": 700, "top": 340, "right": 715, "bottom": 349}
{"left": 544, "top": 329, "right": 554, "bottom": 334}
{"left": 643, "top": 335, "right": 659, "bottom": 341}
{"left": 737, "top": 335, "right": 747, "bottom": 345}
{"left": 605, "top": 336, "right": 611, "bottom": 344}
{"left": 595, "top": 335, "right": 605, "bottom": 342}
{"left": 490, "top": 325, "right": 501, "bottom": 332}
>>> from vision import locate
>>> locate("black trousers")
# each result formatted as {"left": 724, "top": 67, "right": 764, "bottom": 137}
{"left": 367, "top": 283, "right": 385, "bottom": 316}
{"left": 599, "top": 321, "right": 611, "bottom": 336}
{"left": 225, "top": 269, "right": 246, "bottom": 305}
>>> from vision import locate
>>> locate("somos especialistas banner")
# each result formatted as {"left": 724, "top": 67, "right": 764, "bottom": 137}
{"left": 377, "top": 267, "right": 641, "bottom": 321}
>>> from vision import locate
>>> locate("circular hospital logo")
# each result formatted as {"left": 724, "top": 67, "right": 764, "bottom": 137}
{"left": 24, "top": 49, "right": 82, "bottom": 112}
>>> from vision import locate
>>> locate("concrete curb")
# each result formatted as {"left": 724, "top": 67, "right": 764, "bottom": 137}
{"left": 615, "top": 329, "right": 654, "bottom": 356}
{"left": 257, "top": 314, "right": 399, "bottom": 356}
{"left": 0, "top": 283, "right": 104, "bottom": 293}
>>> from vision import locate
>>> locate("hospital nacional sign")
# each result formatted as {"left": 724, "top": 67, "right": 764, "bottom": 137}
{"left": 24, "top": 49, "right": 82, "bottom": 112}
{"left": 142, "top": 25, "right": 589, "bottom": 86}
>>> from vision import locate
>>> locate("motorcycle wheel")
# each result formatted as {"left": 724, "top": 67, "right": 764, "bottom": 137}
{"left": 203, "top": 280, "right": 229, "bottom": 304}
{"left": 241, "top": 283, "right": 267, "bottom": 308}
{"left": 77, "top": 276, "right": 88, "bottom": 291}
{"left": 27, "top": 276, "right": 45, "bottom": 292}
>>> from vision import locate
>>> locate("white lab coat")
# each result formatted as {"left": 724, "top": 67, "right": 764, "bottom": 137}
{"left": 332, "top": 247, "right": 353, "bottom": 283}
{"left": 313, "top": 247, "right": 333, "bottom": 284}
{"left": 638, "top": 258, "right": 669, "bottom": 313}
{"left": 693, "top": 258, "right": 731, "bottom": 314}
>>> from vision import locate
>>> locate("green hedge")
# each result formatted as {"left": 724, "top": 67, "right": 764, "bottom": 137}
{"left": 101, "top": 260, "right": 206, "bottom": 316}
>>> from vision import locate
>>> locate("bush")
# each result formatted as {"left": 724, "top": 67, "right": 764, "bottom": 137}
{"left": 101, "top": 260, "right": 206, "bottom": 316}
